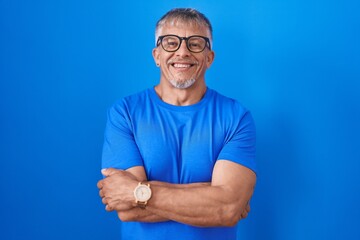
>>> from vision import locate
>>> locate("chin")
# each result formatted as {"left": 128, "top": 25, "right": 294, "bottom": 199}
{"left": 169, "top": 79, "right": 196, "bottom": 89}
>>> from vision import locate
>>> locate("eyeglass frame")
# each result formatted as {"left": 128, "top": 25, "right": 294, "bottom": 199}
{"left": 156, "top": 34, "right": 212, "bottom": 53}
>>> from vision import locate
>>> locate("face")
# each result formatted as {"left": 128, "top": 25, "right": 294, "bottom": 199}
{"left": 152, "top": 22, "right": 215, "bottom": 89}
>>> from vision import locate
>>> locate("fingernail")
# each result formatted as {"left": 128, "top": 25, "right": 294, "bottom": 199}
{"left": 101, "top": 168, "right": 107, "bottom": 174}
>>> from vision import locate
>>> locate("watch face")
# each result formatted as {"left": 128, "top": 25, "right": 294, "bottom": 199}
{"left": 134, "top": 185, "right": 152, "bottom": 202}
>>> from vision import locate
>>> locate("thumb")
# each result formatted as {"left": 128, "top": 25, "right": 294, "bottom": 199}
{"left": 101, "top": 168, "right": 122, "bottom": 177}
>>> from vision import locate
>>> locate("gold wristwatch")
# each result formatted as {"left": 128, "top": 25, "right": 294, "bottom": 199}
{"left": 133, "top": 182, "right": 152, "bottom": 209}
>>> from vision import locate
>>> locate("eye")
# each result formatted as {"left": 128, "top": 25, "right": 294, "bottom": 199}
{"left": 188, "top": 38, "right": 205, "bottom": 50}
{"left": 189, "top": 43, "right": 200, "bottom": 48}
{"left": 167, "top": 41, "right": 178, "bottom": 47}
{"left": 163, "top": 37, "right": 179, "bottom": 49}
{"left": 188, "top": 42, "right": 204, "bottom": 50}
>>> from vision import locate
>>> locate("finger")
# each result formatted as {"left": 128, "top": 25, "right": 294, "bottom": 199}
{"left": 101, "top": 168, "right": 123, "bottom": 177}
{"left": 97, "top": 180, "right": 103, "bottom": 189}
{"left": 102, "top": 197, "right": 109, "bottom": 205}
{"left": 240, "top": 203, "right": 251, "bottom": 219}
{"left": 246, "top": 203, "right": 251, "bottom": 213}
{"left": 241, "top": 210, "right": 248, "bottom": 219}
{"left": 96, "top": 179, "right": 104, "bottom": 189}
{"left": 105, "top": 204, "right": 113, "bottom": 212}
{"left": 99, "top": 189, "right": 104, "bottom": 198}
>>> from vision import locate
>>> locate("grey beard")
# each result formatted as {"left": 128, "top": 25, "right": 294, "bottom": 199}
{"left": 169, "top": 78, "right": 196, "bottom": 89}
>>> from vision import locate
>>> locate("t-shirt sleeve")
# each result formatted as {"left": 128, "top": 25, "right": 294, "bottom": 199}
{"left": 101, "top": 102, "right": 144, "bottom": 170}
{"left": 217, "top": 111, "right": 257, "bottom": 174}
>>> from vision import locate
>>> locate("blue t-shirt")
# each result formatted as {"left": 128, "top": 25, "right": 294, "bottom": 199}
{"left": 102, "top": 87, "right": 256, "bottom": 240}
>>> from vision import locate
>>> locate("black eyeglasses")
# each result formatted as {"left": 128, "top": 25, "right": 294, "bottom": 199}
{"left": 156, "top": 35, "right": 211, "bottom": 53}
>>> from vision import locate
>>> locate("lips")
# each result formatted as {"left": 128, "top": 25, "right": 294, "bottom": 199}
{"left": 172, "top": 63, "right": 193, "bottom": 68}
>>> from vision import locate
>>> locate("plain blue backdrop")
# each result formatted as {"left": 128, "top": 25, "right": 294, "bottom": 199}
{"left": 1, "top": 0, "right": 359, "bottom": 239}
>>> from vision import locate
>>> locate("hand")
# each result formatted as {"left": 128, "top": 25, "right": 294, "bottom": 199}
{"left": 97, "top": 168, "right": 138, "bottom": 212}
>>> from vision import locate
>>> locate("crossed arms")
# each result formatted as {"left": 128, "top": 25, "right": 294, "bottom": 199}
{"left": 97, "top": 159, "right": 256, "bottom": 227}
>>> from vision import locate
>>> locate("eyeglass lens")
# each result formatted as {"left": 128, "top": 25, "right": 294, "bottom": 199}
{"left": 161, "top": 36, "right": 207, "bottom": 53}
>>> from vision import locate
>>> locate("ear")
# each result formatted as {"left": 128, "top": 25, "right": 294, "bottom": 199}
{"left": 205, "top": 50, "right": 215, "bottom": 68}
{"left": 152, "top": 47, "right": 160, "bottom": 66}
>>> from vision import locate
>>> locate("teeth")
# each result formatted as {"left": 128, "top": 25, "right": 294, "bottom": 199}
{"left": 173, "top": 63, "right": 191, "bottom": 68}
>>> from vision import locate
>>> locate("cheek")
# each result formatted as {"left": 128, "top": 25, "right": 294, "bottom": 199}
{"left": 200, "top": 58, "right": 209, "bottom": 70}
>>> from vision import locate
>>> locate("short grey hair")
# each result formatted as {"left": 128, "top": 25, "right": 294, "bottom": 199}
{"left": 155, "top": 8, "right": 213, "bottom": 46}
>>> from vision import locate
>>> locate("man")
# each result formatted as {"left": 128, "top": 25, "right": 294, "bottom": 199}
{"left": 97, "top": 8, "right": 256, "bottom": 240}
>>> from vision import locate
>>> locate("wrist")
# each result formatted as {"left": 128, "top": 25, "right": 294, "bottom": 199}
{"left": 133, "top": 182, "right": 152, "bottom": 209}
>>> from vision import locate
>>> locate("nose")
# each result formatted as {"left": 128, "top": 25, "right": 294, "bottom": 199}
{"left": 176, "top": 39, "right": 191, "bottom": 56}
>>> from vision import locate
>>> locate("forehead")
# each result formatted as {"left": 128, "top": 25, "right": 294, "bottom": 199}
{"left": 158, "top": 20, "right": 210, "bottom": 37}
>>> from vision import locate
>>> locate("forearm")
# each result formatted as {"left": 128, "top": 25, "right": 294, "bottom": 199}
{"left": 117, "top": 181, "right": 211, "bottom": 223}
{"left": 145, "top": 183, "right": 250, "bottom": 227}
{"left": 145, "top": 161, "right": 257, "bottom": 227}
{"left": 116, "top": 165, "right": 210, "bottom": 223}
{"left": 117, "top": 208, "right": 168, "bottom": 223}
{"left": 152, "top": 181, "right": 210, "bottom": 188}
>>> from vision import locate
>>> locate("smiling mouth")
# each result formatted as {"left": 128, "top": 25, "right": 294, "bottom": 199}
{"left": 171, "top": 63, "right": 195, "bottom": 69}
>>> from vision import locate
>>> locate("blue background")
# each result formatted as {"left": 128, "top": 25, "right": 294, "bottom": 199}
{"left": 1, "top": 0, "right": 359, "bottom": 239}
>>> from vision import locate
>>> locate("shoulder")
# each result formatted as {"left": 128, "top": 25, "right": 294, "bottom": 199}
{"left": 207, "top": 89, "right": 255, "bottom": 134}
{"left": 209, "top": 89, "right": 250, "bottom": 118}
{"left": 111, "top": 88, "right": 151, "bottom": 111}
{"left": 107, "top": 88, "right": 152, "bottom": 122}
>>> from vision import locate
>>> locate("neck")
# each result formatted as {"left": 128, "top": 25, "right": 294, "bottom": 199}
{"left": 154, "top": 80, "right": 207, "bottom": 106}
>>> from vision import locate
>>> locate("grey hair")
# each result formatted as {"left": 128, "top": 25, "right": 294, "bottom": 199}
{"left": 155, "top": 8, "right": 213, "bottom": 46}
